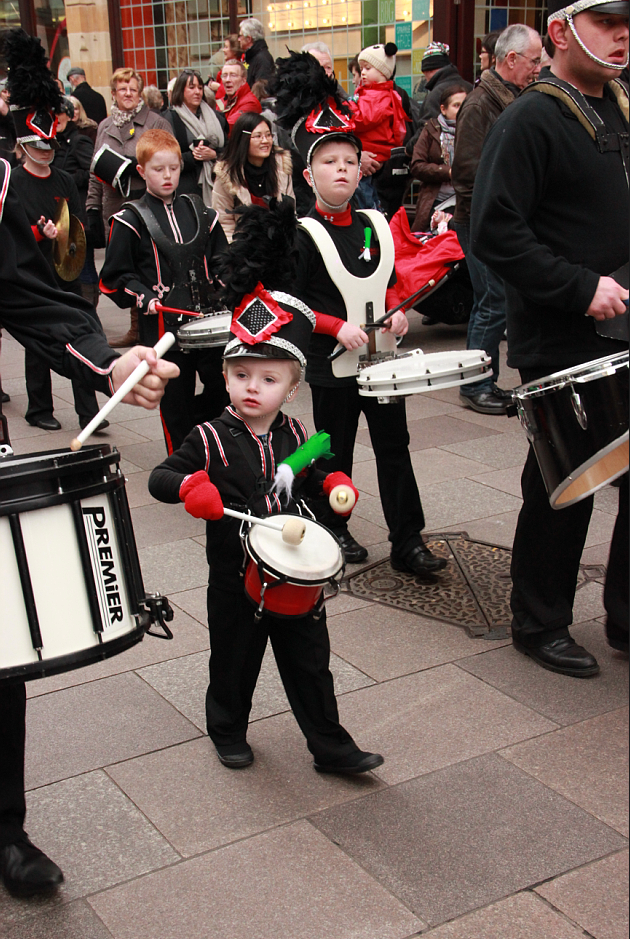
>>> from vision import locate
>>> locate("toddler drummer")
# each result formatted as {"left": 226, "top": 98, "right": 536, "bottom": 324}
{"left": 148, "top": 204, "right": 384, "bottom": 775}
{"left": 99, "top": 129, "right": 229, "bottom": 453}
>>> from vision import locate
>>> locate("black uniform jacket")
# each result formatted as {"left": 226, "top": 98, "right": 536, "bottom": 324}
{"left": 99, "top": 191, "right": 228, "bottom": 345}
{"left": 0, "top": 159, "right": 116, "bottom": 393}
{"left": 294, "top": 206, "right": 396, "bottom": 388}
{"left": 471, "top": 78, "right": 629, "bottom": 373}
{"left": 52, "top": 126, "right": 95, "bottom": 209}
{"left": 149, "top": 405, "right": 328, "bottom": 589}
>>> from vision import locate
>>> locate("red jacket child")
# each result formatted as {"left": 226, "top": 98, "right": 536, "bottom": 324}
{"left": 352, "top": 43, "right": 409, "bottom": 161}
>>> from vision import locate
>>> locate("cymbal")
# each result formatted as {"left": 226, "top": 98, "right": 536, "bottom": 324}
{"left": 54, "top": 214, "right": 86, "bottom": 281}
{"left": 53, "top": 198, "right": 70, "bottom": 259}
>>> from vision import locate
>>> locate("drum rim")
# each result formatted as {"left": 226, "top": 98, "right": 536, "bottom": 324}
{"left": 246, "top": 515, "right": 344, "bottom": 583}
{"left": 515, "top": 352, "right": 629, "bottom": 399}
{"left": 550, "top": 431, "right": 629, "bottom": 509}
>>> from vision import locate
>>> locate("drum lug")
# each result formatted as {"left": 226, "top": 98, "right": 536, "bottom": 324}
{"left": 141, "top": 593, "right": 175, "bottom": 639}
{"left": 570, "top": 388, "right": 588, "bottom": 430}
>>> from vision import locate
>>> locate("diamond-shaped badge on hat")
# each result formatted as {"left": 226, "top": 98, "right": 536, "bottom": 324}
{"left": 231, "top": 283, "right": 294, "bottom": 345}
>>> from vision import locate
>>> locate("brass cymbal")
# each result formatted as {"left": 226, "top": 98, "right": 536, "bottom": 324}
{"left": 54, "top": 214, "right": 86, "bottom": 281}
{"left": 53, "top": 198, "right": 70, "bottom": 259}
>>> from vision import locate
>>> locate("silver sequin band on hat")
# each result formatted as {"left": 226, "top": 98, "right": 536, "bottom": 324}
{"left": 549, "top": 0, "right": 629, "bottom": 70}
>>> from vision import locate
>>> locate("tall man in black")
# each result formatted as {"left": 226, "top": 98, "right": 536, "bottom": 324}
{"left": 471, "top": 0, "right": 629, "bottom": 676}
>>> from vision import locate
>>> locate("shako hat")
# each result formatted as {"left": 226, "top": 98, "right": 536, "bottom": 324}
{"left": 548, "top": 0, "right": 628, "bottom": 17}
{"left": 270, "top": 50, "right": 361, "bottom": 167}
{"left": 219, "top": 198, "right": 316, "bottom": 367}
{"left": 3, "top": 28, "right": 62, "bottom": 150}
{"left": 91, "top": 144, "right": 134, "bottom": 198}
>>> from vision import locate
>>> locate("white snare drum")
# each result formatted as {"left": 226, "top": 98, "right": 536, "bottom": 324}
{"left": 513, "top": 352, "right": 629, "bottom": 509}
{"left": 0, "top": 445, "right": 173, "bottom": 681}
{"left": 243, "top": 516, "right": 344, "bottom": 619}
{"left": 357, "top": 348, "right": 492, "bottom": 400}
{"left": 177, "top": 311, "right": 232, "bottom": 350}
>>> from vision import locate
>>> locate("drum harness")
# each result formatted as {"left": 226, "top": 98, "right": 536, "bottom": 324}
{"left": 226, "top": 422, "right": 330, "bottom": 620}
{"left": 122, "top": 193, "right": 219, "bottom": 340}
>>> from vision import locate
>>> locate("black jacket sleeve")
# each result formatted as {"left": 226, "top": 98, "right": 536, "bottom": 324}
{"left": 149, "top": 426, "right": 208, "bottom": 503}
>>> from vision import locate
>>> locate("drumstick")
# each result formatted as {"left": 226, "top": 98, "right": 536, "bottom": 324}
{"left": 223, "top": 508, "right": 306, "bottom": 546}
{"left": 328, "top": 279, "right": 437, "bottom": 363}
{"left": 155, "top": 302, "right": 205, "bottom": 318}
{"left": 70, "top": 332, "right": 176, "bottom": 451}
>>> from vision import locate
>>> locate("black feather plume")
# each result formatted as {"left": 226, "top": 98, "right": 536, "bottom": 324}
{"left": 269, "top": 50, "right": 351, "bottom": 130}
{"left": 218, "top": 198, "right": 300, "bottom": 310}
{"left": 3, "top": 28, "right": 62, "bottom": 112}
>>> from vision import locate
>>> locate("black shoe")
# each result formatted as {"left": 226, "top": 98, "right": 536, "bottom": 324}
{"left": 314, "top": 750, "right": 384, "bottom": 775}
{"left": 391, "top": 542, "right": 447, "bottom": 575}
{"left": 0, "top": 837, "right": 64, "bottom": 897}
{"left": 26, "top": 415, "right": 62, "bottom": 431}
{"left": 459, "top": 391, "right": 508, "bottom": 415}
{"left": 337, "top": 531, "right": 368, "bottom": 564}
{"left": 512, "top": 637, "right": 600, "bottom": 678}
{"left": 79, "top": 418, "right": 110, "bottom": 433}
{"left": 215, "top": 742, "right": 254, "bottom": 769}
{"left": 422, "top": 315, "right": 437, "bottom": 326}
{"left": 1, "top": 390, "right": 9, "bottom": 404}
{"left": 492, "top": 385, "right": 513, "bottom": 401}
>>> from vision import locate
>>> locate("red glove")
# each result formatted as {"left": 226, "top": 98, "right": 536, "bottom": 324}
{"left": 179, "top": 471, "right": 224, "bottom": 520}
{"left": 323, "top": 472, "right": 359, "bottom": 516}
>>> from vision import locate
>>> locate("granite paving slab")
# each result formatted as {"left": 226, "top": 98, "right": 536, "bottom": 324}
{"left": 536, "top": 850, "right": 629, "bottom": 939}
{"left": 469, "top": 464, "right": 524, "bottom": 497}
{"left": 121, "top": 469, "right": 157, "bottom": 508}
{"left": 324, "top": 665, "right": 555, "bottom": 786}
{"left": 327, "top": 605, "right": 510, "bottom": 683}
{"left": 310, "top": 753, "right": 628, "bottom": 927}
{"left": 26, "top": 610, "right": 209, "bottom": 697}
{"left": 501, "top": 707, "right": 629, "bottom": 836}
{"left": 584, "top": 508, "right": 618, "bottom": 547}
{"left": 444, "top": 432, "right": 530, "bottom": 469}
{"left": 128, "top": 501, "right": 206, "bottom": 549}
{"left": 168, "top": 585, "right": 208, "bottom": 625}
{"left": 357, "top": 413, "right": 500, "bottom": 453}
{"left": 25, "top": 672, "right": 201, "bottom": 789}
{"left": 410, "top": 447, "right": 495, "bottom": 486}
{"left": 458, "top": 621, "right": 629, "bottom": 726}
{"left": 138, "top": 539, "right": 209, "bottom": 595}
{"left": 118, "top": 415, "right": 165, "bottom": 441}
{"left": 138, "top": 644, "right": 374, "bottom": 731}
{"left": 117, "top": 438, "right": 170, "bottom": 471}
{"left": 0, "top": 772, "right": 178, "bottom": 929}
{"left": 89, "top": 820, "right": 424, "bottom": 939}
{"left": 4, "top": 900, "right": 115, "bottom": 939}
{"left": 107, "top": 728, "right": 385, "bottom": 858}
{"left": 419, "top": 891, "right": 586, "bottom": 938}
{"left": 443, "top": 510, "right": 521, "bottom": 548}
{"left": 417, "top": 478, "right": 522, "bottom": 530}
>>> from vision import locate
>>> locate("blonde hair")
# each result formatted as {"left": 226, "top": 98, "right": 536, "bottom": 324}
{"left": 143, "top": 85, "right": 164, "bottom": 109}
{"left": 69, "top": 96, "right": 98, "bottom": 130}
{"left": 110, "top": 67, "right": 144, "bottom": 94}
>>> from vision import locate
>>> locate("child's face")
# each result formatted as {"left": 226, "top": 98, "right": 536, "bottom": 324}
{"left": 306, "top": 140, "right": 361, "bottom": 207}
{"left": 138, "top": 149, "right": 181, "bottom": 200}
{"left": 359, "top": 62, "right": 386, "bottom": 83}
{"left": 224, "top": 358, "right": 298, "bottom": 427}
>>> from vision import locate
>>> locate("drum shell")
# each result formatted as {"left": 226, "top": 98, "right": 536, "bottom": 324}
{"left": 244, "top": 560, "right": 325, "bottom": 617}
{"left": 177, "top": 313, "right": 232, "bottom": 351}
{"left": 0, "top": 446, "right": 148, "bottom": 681}
{"left": 515, "top": 356, "right": 629, "bottom": 508}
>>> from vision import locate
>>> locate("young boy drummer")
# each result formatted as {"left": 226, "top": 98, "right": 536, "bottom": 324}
{"left": 273, "top": 52, "right": 446, "bottom": 574}
{"left": 100, "top": 129, "right": 229, "bottom": 453}
{"left": 149, "top": 202, "right": 384, "bottom": 774}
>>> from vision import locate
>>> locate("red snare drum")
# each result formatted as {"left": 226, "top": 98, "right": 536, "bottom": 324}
{"left": 243, "top": 516, "right": 344, "bottom": 619}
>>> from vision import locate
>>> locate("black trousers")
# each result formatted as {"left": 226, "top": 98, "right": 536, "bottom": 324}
{"left": 205, "top": 585, "right": 357, "bottom": 763}
{"left": 310, "top": 383, "right": 426, "bottom": 554}
{"left": 25, "top": 348, "right": 100, "bottom": 423}
{"left": 159, "top": 347, "right": 229, "bottom": 454}
{"left": 511, "top": 368, "right": 629, "bottom": 648}
{"left": 0, "top": 682, "right": 27, "bottom": 849}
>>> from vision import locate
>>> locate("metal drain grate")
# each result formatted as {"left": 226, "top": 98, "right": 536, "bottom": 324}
{"left": 343, "top": 533, "right": 605, "bottom": 640}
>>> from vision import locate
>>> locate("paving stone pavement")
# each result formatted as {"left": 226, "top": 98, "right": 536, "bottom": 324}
{"left": 0, "top": 296, "right": 627, "bottom": 938}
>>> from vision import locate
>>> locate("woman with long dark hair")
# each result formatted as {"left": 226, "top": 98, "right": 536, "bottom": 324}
{"left": 166, "top": 69, "right": 227, "bottom": 203}
{"left": 211, "top": 111, "right": 293, "bottom": 241}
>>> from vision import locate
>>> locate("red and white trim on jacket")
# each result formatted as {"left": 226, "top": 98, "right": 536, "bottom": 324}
{"left": 112, "top": 213, "right": 141, "bottom": 238}
{"left": 201, "top": 422, "right": 229, "bottom": 469}
{"left": 66, "top": 344, "right": 117, "bottom": 379}
{"left": 0, "top": 159, "right": 11, "bottom": 224}
{"left": 225, "top": 405, "right": 286, "bottom": 514}
{"left": 164, "top": 203, "right": 184, "bottom": 243}
{"left": 151, "top": 240, "right": 169, "bottom": 299}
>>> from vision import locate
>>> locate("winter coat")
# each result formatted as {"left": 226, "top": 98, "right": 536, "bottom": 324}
{"left": 217, "top": 83, "right": 262, "bottom": 128}
{"left": 410, "top": 118, "right": 451, "bottom": 232}
{"left": 211, "top": 149, "right": 294, "bottom": 241}
{"left": 244, "top": 38, "right": 276, "bottom": 89}
{"left": 351, "top": 81, "right": 409, "bottom": 161}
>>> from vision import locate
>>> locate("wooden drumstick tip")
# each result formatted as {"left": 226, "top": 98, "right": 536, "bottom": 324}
{"left": 329, "top": 486, "right": 356, "bottom": 513}
{"left": 281, "top": 517, "right": 307, "bottom": 545}
{"left": 70, "top": 437, "right": 83, "bottom": 452}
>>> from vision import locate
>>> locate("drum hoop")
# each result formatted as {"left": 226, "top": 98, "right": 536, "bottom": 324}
{"left": 515, "top": 352, "right": 629, "bottom": 400}
{"left": 246, "top": 517, "right": 344, "bottom": 584}
{"left": 0, "top": 472, "right": 125, "bottom": 518}
{"left": 549, "top": 430, "right": 629, "bottom": 509}
{"left": 0, "top": 623, "right": 147, "bottom": 684}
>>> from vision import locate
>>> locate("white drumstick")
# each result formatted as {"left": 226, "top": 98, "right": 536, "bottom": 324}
{"left": 223, "top": 508, "right": 306, "bottom": 545}
{"left": 70, "top": 333, "right": 176, "bottom": 451}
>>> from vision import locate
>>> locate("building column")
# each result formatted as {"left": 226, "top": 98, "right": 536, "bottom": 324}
{"left": 432, "top": 0, "right": 475, "bottom": 83}
{"left": 64, "top": 0, "right": 114, "bottom": 106}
